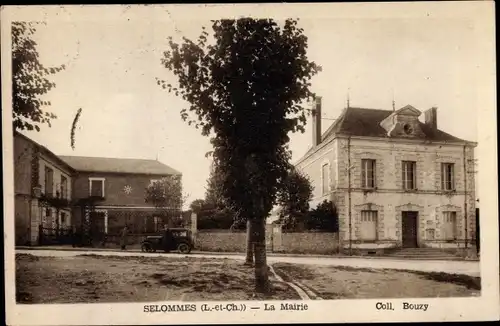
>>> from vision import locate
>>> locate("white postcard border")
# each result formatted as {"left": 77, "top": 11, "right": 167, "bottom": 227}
{"left": 2, "top": 3, "right": 498, "bottom": 325}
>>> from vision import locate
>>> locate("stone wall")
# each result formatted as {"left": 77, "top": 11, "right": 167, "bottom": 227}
{"left": 195, "top": 230, "right": 247, "bottom": 252}
{"left": 276, "top": 232, "right": 339, "bottom": 254}
{"left": 194, "top": 230, "right": 340, "bottom": 254}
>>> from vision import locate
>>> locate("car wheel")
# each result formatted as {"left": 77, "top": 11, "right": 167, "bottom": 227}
{"left": 177, "top": 243, "right": 191, "bottom": 254}
{"left": 141, "top": 244, "right": 151, "bottom": 253}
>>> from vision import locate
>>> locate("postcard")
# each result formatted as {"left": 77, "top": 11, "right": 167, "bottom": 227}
{"left": 2, "top": 2, "right": 498, "bottom": 325}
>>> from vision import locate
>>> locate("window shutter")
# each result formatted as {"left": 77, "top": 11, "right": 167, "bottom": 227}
{"left": 402, "top": 162, "right": 406, "bottom": 189}
{"left": 412, "top": 162, "right": 416, "bottom": 188}
{"left": 451, "top": 164, "right": 455, "bottom": 190}
{"left": 441, "top": 164, "right": 445, "bottom": 190}
{"left": 361, "top": 160, "right": 366, "bottom": 187}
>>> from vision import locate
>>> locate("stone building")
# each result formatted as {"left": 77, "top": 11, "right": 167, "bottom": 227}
{"left": 14, "top": 131, "right": 74, "bottom": 245}
{"left": 295, "top": 97, "right": 477, "bottom": 254}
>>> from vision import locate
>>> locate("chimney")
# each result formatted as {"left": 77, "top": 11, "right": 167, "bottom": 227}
{"left": 424, "top": 107, "right": 438, "bottom": 129}
{"left": 312, "top": 96, "right": 322, "bottom": 147}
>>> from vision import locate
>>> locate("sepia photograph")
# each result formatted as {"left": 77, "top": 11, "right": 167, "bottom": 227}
{"left": 2, "top": 2, "right": 498, "bottom": 325}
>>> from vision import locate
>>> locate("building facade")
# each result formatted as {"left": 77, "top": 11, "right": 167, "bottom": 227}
{"left": 59, "top": 156, "right": 183, "bottom": 238}
{"left": 13, "top": 131, "right": 182, "bottom": 246}
{"left": 295, "top": 98, "right": 477, "bottom": 253}
{"left": 14, "top": 132, "right": 74, "bottom": 245}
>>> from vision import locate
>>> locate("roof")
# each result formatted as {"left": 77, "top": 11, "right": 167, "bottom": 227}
{"left": 58, "top": 155, "right": 182, "bottom": 176}
{"left": 14, "top": 131, "right": 75, "bottom": 173}
{"left": 301, "top": 106, "right": 472, "bottom": 159}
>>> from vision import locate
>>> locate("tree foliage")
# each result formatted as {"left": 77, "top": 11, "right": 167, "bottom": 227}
{"left": 306, "top": 200, "right": 339, "bottom": 232}
{"left": 144, "top": 176, "right": 184, "bottom": 219}
{"left": 190, "top": 165, "right": 246, "bottom": 230}
{"left": 159, "top": 18, "right": 320, "bottom": 222}
{"left": 189, "top": 198, "right": 206, "bottom": 214}
{"left": 204, "top": 162, "right": 228, "bottom": 209}
{"left": 12, "top": 22, "right": 66, "bottom": 132}
{"left": 277, "top": 168, "right": 313, "bottom": 231}
{"left": 159, "top": 18, "right": 321, "bottom": 292}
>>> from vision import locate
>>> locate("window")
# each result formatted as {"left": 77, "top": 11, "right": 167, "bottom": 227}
{"left": 402, "top": 161, "right": 416, "bottom": 190}
{"left": 361, "top": 159, "right": 376, "bottom": 188}
{"left": 321, "top": 163, "right": 329, "bottom": 195}
{"left": 441, "top": 163, "right": 455, "bottom": 191}
{"left": 60, "top": 212, "right": 66, "bottom": 226}
{"left": 60, "top": 176, "right": 68, "bottom": 199}
{"left": 173, "top": 231, "right": 188, "bottom": 237}
{"left": 44, "top": 166, "right": 54, "bottom": 196}
{"left": 89, "top": 178, "right": 105, "bottom": 197}
{"left": 43, "top": 208, "right": 51, "bottom": 226}
{"left": 150, "top": 179, "right": 160, "bottom": 186}
{"left": 360, "top": 210, "right": 378, "bottom": 241}
{"left": 443, "top": 211, "right": 458, "bottom": 240}
{"left": 154, "top": 216, "right": 162, "bottom": 232}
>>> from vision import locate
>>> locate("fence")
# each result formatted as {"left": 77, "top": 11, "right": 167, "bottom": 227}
{"left": 38, "top": 226, "right": 74, "bottom": 245}
{"left": 195, "top": 228, "right": 340, "bottom": 254}
{"left": 73, "top": 208, "right": 193, "bottom": 248}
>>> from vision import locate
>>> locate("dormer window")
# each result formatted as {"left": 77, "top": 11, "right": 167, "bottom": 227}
{"left": 403, "top": 124, "right": 413, "bottom": 135}
{"left": 379, "top": 105, "right": 425, "bottom": 138}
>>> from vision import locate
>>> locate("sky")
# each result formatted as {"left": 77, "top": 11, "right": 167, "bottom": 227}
{"left": 16, "top": 6, "right": 483, "bottom": 207}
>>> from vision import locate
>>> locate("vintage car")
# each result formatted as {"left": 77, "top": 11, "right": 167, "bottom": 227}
{"left": 140, "top": 228, "right": 194, "bottom": 254}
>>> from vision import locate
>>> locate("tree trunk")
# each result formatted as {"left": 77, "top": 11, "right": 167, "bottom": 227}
{"left": 244, "top": 219, "right": 254, "bottom": 265}
{"left": 252, "top": 217, "right": 270, "bottom": 294}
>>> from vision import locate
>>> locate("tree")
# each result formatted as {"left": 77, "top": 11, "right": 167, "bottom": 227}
{"left": 276, "top": 168, "right": 313, "bottom": 231}
{"left": 189, "top": 199, "right": 206, "bottom": 214}
{"left": 196, "top": 165, "right": 245, "bottom": 231}
{"left": 145, "top": 176, "right": 184, "bottom": 226}
{"left": 307, "top": 200, "right": 339, "bottom": 232}
{"left": 12, "top": 22, "right": 66, "bottom": 132}
{"left": 159, "top": 18, "right": 321, "bottom": 293}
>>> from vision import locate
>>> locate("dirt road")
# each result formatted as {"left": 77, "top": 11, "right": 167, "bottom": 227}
{"left": 15, "top": 249, "right": 480, "bottom": 277}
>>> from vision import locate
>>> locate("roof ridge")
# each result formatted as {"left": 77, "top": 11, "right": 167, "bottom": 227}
{"left": 347, "top": 106, "right": 394, "bottom": 112}
{"left": 58, "top": 155, "right": 158, "bottom": 161}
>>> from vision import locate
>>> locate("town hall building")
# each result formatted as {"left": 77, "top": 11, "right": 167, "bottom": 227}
{"left": 295, "top": 97, "right": 477, "bottom": 255}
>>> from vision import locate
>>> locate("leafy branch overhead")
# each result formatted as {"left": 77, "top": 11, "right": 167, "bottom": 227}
{"left": 12, "top": 21, "right": 66, "bottom": 132}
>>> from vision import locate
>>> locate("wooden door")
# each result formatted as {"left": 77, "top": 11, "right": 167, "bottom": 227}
{"left": 402, "top": 211, "right": 418, "bottom": 248}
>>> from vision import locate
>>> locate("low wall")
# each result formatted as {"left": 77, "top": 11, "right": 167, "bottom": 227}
{"left": 276, "top": 232, "right": 339, "bottom": 254}
{"left": 195, "top": 229, "right": 340, "bottom": 255}
{"left": 195, "top": 230, "right": 247, "bottom": 252}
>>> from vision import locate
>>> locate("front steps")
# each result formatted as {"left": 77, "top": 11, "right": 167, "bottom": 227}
{"left": 386, "top": 247, "right": 462, "bottom": 260}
